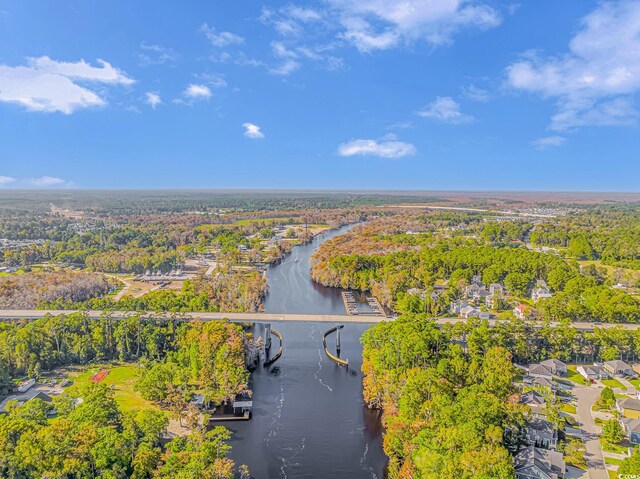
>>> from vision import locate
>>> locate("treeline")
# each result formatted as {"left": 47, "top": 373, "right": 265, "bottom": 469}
{"left": 530, "top": 209, "right": 640, "bottom": 268}
{"left": 312, "top": 224, "right": 640, "bottom": 322}
{"left": 39, "top": 271, "right": 266, "bottom": 313}
{"left": 361, "top": 315, "right": 522, "bottom": 478}
{"left": 0, "top": 271, "right": 119, "bottom": 309}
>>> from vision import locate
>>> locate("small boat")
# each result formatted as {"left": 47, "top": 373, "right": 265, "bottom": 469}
{"left": 294, "top": 256, "right": 299, "bottom": 263}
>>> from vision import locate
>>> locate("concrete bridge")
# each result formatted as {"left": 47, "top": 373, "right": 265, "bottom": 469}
{"left": 0, "top": 309, "right": 637, "bottom": 332}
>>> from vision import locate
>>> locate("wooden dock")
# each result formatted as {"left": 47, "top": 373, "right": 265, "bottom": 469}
{"left": 342, "top": 291, "right": 360, "bottom": 315}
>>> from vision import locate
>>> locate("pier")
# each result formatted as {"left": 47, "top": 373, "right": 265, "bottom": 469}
{"left": 264, "top": 327, "right": 283, "bottom": 366}
{"left": 323, "top": 325, "right": 349, "bottom": 367}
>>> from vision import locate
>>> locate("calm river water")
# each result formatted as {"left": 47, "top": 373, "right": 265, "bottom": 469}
{"left": 227, "top": 225, "right": 388, "bottom": 478}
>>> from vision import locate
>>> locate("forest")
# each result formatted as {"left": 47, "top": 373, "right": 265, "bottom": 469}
{"left": 0, "top": 314, "right": 251, "bottom": 478}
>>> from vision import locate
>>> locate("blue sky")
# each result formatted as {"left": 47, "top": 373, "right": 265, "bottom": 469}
{"left": 0, "top": 0, "right": 639, "bottom": 191}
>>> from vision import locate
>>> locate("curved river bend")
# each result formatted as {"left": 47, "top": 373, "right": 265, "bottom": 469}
{"left": 227, "top": 225, "right": 387, "bottom": 478}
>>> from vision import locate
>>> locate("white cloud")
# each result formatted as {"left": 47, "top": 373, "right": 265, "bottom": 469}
{"left": 417, "top": 96, "right": 474, "bottom": 124}
{"left": 243, "top": 123, "right": 265, "bottom": 140}
{"left": 531, "top": 135, "right": 566, "bottom": 149}
{"left": 145, "top": 92, "right": 162, "bottom": 109}
{"left": 338, "top": 137, "right": 416, "bottom": 158}
{"left": 462, "top": 84, "right": 490, "bottom": 102}
{"left": 506, "top": 0, "right": 640, "bottom": 130}
{"left": 200, "top": 23, "right": 244, "bottom": 47}
{"left": 0, "top": 176, "right": 16, "bottom": 185}
{"left": 26, "top": 176, "right": 71, "bottom": 187}
{"left": 183, "top": 84, "right": 212, "bottom": 100}
{"left": 328, "top": 0, "right": 501, "bottom": 52}
{"left": 0, "top": 56, "right": 133, "bottom": 114}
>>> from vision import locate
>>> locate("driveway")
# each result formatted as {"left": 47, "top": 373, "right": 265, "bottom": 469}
{"left": 573, "top": 386, "right": 608, "bottom": 479}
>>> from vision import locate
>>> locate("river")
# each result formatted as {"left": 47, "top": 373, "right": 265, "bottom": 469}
{"left": 227, "top": 225, "right": 388, "bottom": 478}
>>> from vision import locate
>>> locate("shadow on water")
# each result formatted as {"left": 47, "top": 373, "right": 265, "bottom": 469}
{"left": 228, "top": 225, "right": 388, "bottom": 478}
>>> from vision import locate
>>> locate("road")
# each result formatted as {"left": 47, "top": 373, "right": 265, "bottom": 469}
{"left": 1, "top": 309, "right": 640, "bottom": 331}
{"left": 574, "top": 386, "right": 608, "bottom": 479}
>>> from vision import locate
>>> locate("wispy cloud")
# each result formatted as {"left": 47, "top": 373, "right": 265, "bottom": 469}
{"left": 0, "top": 56, "right": 133, "bottom": 114}
{"left": 531, "top": 135, "right": 566, "bottom": 149}
{"left": 506, "top": 0, "right": 640, "bottom": 130}
{"left": 0, "top": 176, "right": 16, "bottom": 185}
{"left": 417, "top": 96, "right": 474, "bottom": 124}
{"left": 338, "top": 135, "right": 416, "bottom": 159}
{"left": 462, "top": 84, "right": 491, "bottom": 102}
{"left": 328, "top": 0, "right": 501, "bottom": 52}
{"left": 145, "top": 92, "right": 162, "bottom": 109}
{"left": 138, "top": 42, "right": 178, "bottom": 66}
{"left": 243, "top": 123, "right": 265, "bottom": 139}
{"left": 26, "top": 176, "right": 73, "bottom": 187}
{"left": 200, "top": 23, "right": 244, "bottom": 47}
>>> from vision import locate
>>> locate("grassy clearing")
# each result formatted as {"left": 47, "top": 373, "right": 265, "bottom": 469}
{"left": 566, "top": 366, "right": 590, "bottom": 386}
{"left": 628, "top": 378, "right": 640, "bottom": 388}
{"left": 69, "top": 362, "right": 158, "bottom": 413}
{"left": 600, "top": 438, "right": 629, "bottom": 455}
{"left": 0, "top": 268, "right": 25, "bottom": 277}
{"left": 561, "top": 403, "right": 577, "bottom": 414}
{"left": 609, "top": 470, "right": 619, "bottom": 479}
{"left": 602, "top": 378, "right": 625, "bottom": 389}
{"left": 605, "top": 457, "right": 625, "bottom": 466}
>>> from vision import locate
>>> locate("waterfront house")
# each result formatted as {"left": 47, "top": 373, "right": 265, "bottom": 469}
{"left": 616, "top": 398, "right": 640, "bottom": 419}
{"left": 540, "top": 359, "right": 567, "bottom": 376}
{"left": 604, "top": 360, "right": 637, "bottom": 377}
{"left": 515, "top": 446, "right": 566, "bottom": 479}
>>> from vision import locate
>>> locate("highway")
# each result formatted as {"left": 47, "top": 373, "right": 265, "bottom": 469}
{"left": 0, "top": 309, "right": 638, "bottom": 331}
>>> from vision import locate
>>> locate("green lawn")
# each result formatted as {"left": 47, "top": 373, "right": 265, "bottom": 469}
{"left": 605, "top": 457, "right": 625, "bottom": 466}
{"left": 69, "top": 363, "right": 158, "bottom": 413}
{"left": 609, "top": 471, "right": 619, "bottom": 479}
{"left": 602, "top": 378, "right": 625, "bottom": 389}
{"left": 628, "top": 378, "right": 640, "bottom": 388}
{"left": 566, "top": 366, "right": 590, "bottom": 386}
{"left": 600, "top": 438, "right": 630, "bottom": 455}
{"left": 561, "top": 403, "right": 577, "bottom": 414}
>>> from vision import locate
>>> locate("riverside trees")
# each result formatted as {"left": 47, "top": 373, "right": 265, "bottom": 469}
{"left": 361, "top": 314, "right": 523, "bottom": 479}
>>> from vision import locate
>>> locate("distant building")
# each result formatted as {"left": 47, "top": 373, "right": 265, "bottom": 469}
{"left": 514, "top": 446, "right": 566, "bottom": 479}
{"left": 514, "top": 304, "right": 537, "bottom": 320}
{"left": 459, "top": 305, "right": 481, "bottom": 319}
{"left": 450, "top": 300, "right": 469, "bottom": 315}
{"left": 616, "top": 398, "right": 640, "bottom": 419}
{"left": 540, "top": 359, "right": 567, "bottom": 376}
{"left": 520, "top": 391, "right": 546, "bottom": 418}
{"left": 527, "top": 364, "right": 553, "bottom": 379}
{"left": 532, "top": 288, "right": 553, "bottom": 303}
{"left": 604, "top": 360, "right": 637, "bottom": 377}
{"left": 577, "top": 364, "right": 609, "bottom": 381}
{"left": 525, "top": 418, "right": 558, "bottom": 449}
{"left": 620, "top": 417, "right": 640, "bottom": 444}
{"left": 489, "top": 283, "right": 504, "bottom": 295}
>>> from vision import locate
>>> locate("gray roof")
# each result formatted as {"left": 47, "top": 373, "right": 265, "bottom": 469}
{"left": 541, "top": 358, "right": 566, "bottom": 369}
{"left": 528, "top": 363, "right": 553, "bottom": 377}
{"left": 606, "top": 360, "right": 633, "bottom": 370}
{"left": 621, "top": 417, "right": 640, "bottom": 434}
{"left": 515, "top": 446, "right": 566, "bottom": 477}
{"left": 617, "top": 398, "right": 640, "bottom": 411}
{"left": 520, "top": 390, "right": 546, "bottom": 406}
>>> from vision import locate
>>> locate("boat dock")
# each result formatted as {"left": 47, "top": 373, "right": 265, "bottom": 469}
{"left": 342, "top": 291, "right": 360, "bottom": 315}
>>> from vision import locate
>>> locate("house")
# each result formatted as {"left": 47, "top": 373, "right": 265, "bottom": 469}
{"left": 515, "top": 446, "right": 566, "bottom": 479}
{"left": 520, "top": 391, "right": 546, "bottom": 418}
{"left": 459, "top": 305, "right": 481, "bottom": 319}
{"left": 489, "top": 283, "right": 504, "bottom": 294}
{"left": 576, "top": 364, "right": 609, "bottom": 381}
{"left": 449, "top": 300, "right": 469, "bottom": 315}
{"left": 514, "top": 304, "right": 537, "bottom": 320}
{"left": 523, "top": 375, "right": 556, "bottom": 393}
{"left": 28, "top": 392, "right": 53, "bottom": 403}
{"left": 540, "top": 359, "right": 567, "bottom": 376}
{"left": 532, "top": 288, "right": 553, "bottom": 302}
{"left": 527, "top": 363, "right": 553, "bottom": 379}
{"left": 620, "top": 418, "right": 640, "bottom": 444}
{"left": 525, "top": 418, "right": 558, "bottom": 449}
{"left": 604, "top": 360, "right": 637, "bottom": 377}
{"left": 617, "top": 398, "right": 640, "bottom": 419}
{"left": 478, "top": 311, "right": 493, "bottom": 320}
{"left": 465, "top": 284, "right": 489, "bottom": 302}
